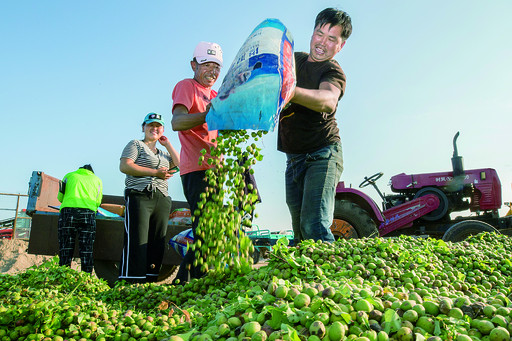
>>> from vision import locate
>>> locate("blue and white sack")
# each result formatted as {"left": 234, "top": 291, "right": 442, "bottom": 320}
{"left": 168, "top": 228, "right": 194, "bottom": 257}
{"left": 206, "top": 18, "right": 296, "bottom": 132}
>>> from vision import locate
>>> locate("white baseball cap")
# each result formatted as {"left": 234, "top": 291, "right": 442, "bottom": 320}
{"left": 193, "top": 41, "right": 223, "bottom": 67}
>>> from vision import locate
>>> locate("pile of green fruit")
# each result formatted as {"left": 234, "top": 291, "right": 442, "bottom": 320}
{"left": 1, "top": 232, "right": 511, "bottom": 340}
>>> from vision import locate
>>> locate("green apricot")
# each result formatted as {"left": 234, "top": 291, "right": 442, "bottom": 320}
{"left": 402, "top": 309, "right": 419, "bottom": 323}
{"left": 395, "top": 327, "right": 413, "bottom": 341}
{"left": 243, "top": 321, "right": 261, "bottom": 337}
{"left": 475, "top": 319, "right": 495, "bottom": 335}
{"left": 422, "top": 301, "right": 440, "bottom": 316}
{"left": 416, "top": 316, "right": 435, "bottom": 334}
{"left": 309, "top": 321, "right": 326, "bottom": 339}
{"left": 489, "top": 326, "right": 510, "bottom": 341}
{"left": 294, "top": 293, "right": 311, "bottom": 309}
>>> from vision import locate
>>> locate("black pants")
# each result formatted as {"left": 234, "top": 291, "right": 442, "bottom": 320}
{"left": 118, "top": 188, "right": 172, "bottom": 283}
{"left": 58, "top": 207, "right": 96, "bottom": 273}
{"left": 174, "top": 170, "right": 208, "bottom": 284}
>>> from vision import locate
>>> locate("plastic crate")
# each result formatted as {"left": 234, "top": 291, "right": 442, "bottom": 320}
{"left": 14, "top": 227, "right": 31, "bottom": 239}
{"left": 246, "top": 228, "right": 271, "bottom": 240}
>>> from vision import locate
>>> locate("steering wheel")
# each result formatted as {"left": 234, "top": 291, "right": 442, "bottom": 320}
{"left": 359, "top": 172, "right": 384, "bottom": 188}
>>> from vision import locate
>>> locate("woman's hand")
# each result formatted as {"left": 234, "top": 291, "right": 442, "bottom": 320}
{"left": 158, "top": 135, "right": 171, "bottom": 147}
{"left": 155, "top": 167, "right": 173, "bottom": 180}
{"left": 167, "top": 166, "right": 179, "bottom": 176}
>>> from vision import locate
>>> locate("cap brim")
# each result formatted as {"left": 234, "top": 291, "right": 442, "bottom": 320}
{"left": 196, "top": 57, "right": 223, "bottom": 67}
{"left": 144, "top": 119, "right": 164, "bottom": 126}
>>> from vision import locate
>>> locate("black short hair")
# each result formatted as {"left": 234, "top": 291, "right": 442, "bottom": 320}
{"left": 315, "top": 8, "right": 352, "bottom": 40}
{"left": 81, "top": 164, "right": 94, "bottom": 173}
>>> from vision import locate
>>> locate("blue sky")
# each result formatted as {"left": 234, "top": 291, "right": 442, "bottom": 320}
{"left": 1, "top": 1, "right": 511, "bottom": 231}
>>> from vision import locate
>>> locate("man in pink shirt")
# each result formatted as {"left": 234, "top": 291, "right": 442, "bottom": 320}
{"left": 171, "top": 41, "right": 223, "bottom": 284}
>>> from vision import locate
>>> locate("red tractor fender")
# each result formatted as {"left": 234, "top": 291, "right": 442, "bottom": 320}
{"left": 335, "top": 181, "right": 385, "bottom": 225}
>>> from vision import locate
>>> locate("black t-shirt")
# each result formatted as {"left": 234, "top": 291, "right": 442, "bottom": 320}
{"left": 277, "top": 52, "right": 346, "bottom": 154}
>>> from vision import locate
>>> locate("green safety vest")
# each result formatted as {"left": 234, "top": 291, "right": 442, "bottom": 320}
{"left": 58, "top": 169, "right": 103, "bottom": 211}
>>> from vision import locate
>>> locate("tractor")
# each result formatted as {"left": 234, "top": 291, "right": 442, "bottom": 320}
{"left": 331, "top": 132, "right": 512, "bottom": 242}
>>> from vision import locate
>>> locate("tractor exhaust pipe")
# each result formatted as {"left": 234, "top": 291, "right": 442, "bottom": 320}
{"left": 451, "top": 131, "right": 464, "bottom": 176}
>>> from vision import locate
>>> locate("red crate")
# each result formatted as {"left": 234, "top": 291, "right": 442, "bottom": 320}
{"left": 0, "top": 228, "right": 13, "bottom": 239}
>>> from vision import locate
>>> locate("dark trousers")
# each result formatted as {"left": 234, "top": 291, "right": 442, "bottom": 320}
{"left": 174, "top": 170, "right": 208, "bottom": 284}
{"left": 118, "top": 189, "right": 172, "bottom": 283}
{"left": 58, "top": 207, "right": 97, "bottom": 273}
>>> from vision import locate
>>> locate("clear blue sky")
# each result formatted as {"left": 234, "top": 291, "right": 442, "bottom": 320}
{"left": 1, "top": 1, "right": 511, "bottom": 230}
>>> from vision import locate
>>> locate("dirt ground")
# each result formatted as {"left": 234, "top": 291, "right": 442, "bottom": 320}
{"left": 0, "top": 238, "right": 53, "bottom": 275}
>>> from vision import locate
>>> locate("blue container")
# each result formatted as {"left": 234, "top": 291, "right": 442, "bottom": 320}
{"left": 207, "top": 18, "right": 296, "bottom": 132}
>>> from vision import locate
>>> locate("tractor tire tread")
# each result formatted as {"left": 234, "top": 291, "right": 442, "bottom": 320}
{"left": 442, "top": 219, "right": 500, "bottom": 242}
{"left": 333, "top": 199, "right": 379, "bottom": 238}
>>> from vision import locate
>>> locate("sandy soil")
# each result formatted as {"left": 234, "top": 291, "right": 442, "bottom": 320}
{"left": 0, "top": 238, "right": 53, "bottom": 274}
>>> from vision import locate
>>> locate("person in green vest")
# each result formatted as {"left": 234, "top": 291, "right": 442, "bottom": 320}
{"left": 57, "top": 164, "right": 103, "bottom": 273}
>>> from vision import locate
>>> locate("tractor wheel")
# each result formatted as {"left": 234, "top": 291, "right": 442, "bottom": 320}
{"left": 331, "top": 199, "right": 379, "bottom": 239}
{"left": 94, "top": 260, "right": 178, "bottom": 286}
{"left": 414, "top": 187, "right": 449, "bottom": 221}
{"left": 442, "top": 220, "right": 500, "bottom": 242}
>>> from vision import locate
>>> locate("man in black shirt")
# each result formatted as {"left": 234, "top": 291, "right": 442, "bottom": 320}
{"left": 278, "top": 8, "right": 352, "bottom": 243}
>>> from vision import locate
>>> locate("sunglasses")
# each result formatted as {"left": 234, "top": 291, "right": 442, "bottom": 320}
{"left": 147, "top": 113, "right": 162, "bottom": 120}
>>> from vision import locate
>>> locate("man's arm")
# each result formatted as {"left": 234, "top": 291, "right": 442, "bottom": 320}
{"left": 290, "top": 81, "right": 341, "bottom": 113}
{"left": 171, "top": 104, "right": 209, "bottom": 131}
